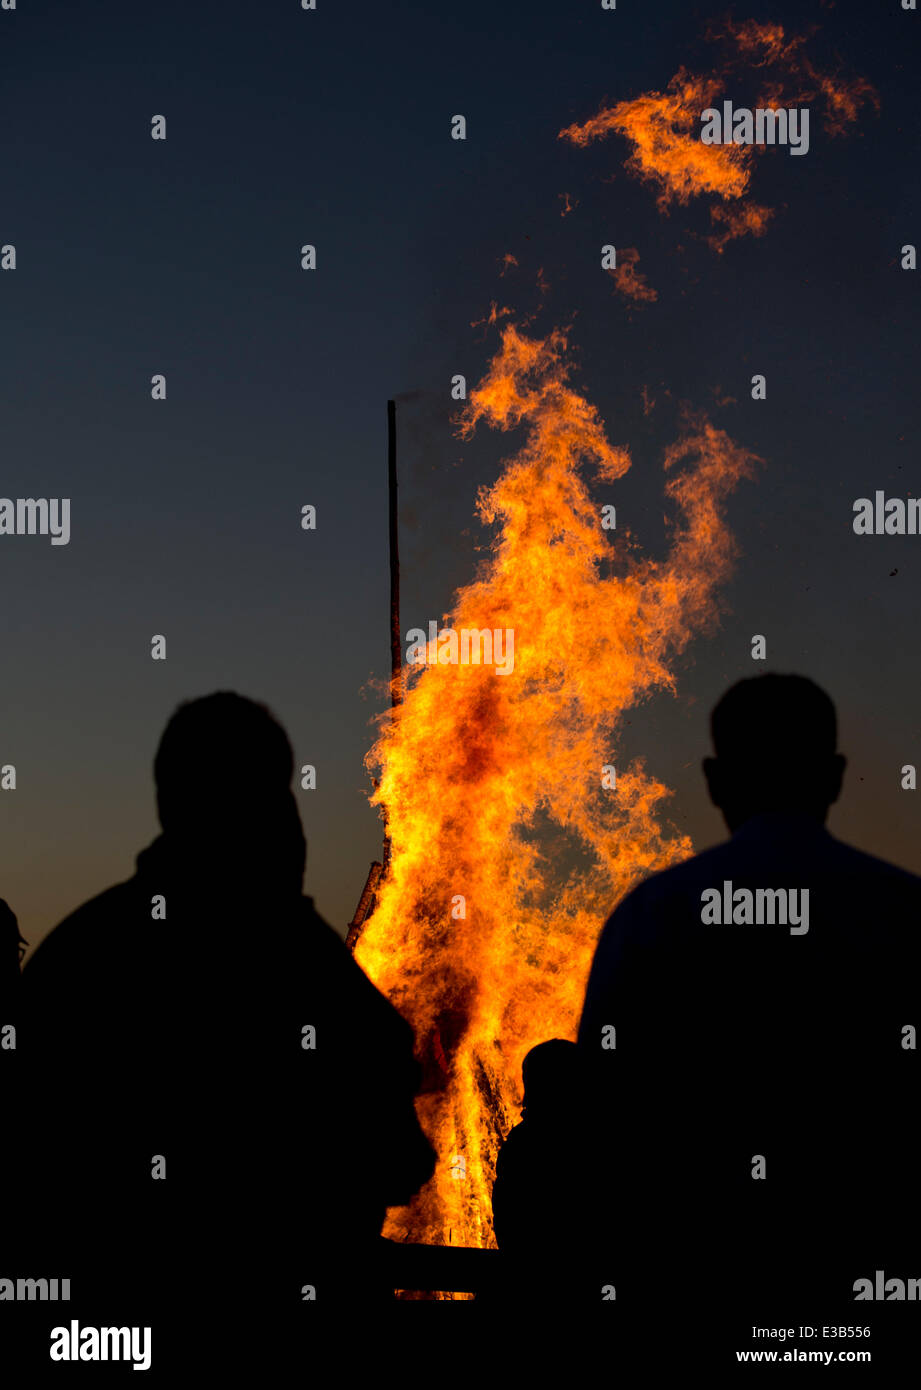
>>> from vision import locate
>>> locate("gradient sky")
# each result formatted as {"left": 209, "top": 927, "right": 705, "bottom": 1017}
{"left": 2, "top": 0, "right": 918, "bottom": 958}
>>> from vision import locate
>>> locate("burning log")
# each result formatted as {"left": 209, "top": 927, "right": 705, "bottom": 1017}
{"left": 345, "top": 860, "right": 383, "bottom": 953}
{"left": 387, "top": 397, "right": 402, "bottom": 716}
{"left": 348, "top": 400, "right": 401, "bottom": 954}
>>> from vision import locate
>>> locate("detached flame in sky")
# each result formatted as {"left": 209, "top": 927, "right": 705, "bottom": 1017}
{"left": 561, "top": 67, "right": 749, "bottom": 206}
{"left": 609, "top": 246, "right": 658, "bottom": 304}
{"left": 356, "top": 322, "right": 759, "bottom": 1254}
{"left": 559, "top": 18, "right": 877, "bottom": 250}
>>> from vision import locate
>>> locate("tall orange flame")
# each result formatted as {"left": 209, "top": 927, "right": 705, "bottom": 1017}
{"left": 355, "top": 321, "right": 759, "bottom": 1259}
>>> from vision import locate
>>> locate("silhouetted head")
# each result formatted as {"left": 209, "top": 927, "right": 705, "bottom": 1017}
{"left": 703, "top": 674, "right": 846, "bottom": 832}
{"left": 154, "top": 692, "right": 306, "bottom": 893}
{"left": 520, "top": 1039, "right": 583, "bottom": 1119}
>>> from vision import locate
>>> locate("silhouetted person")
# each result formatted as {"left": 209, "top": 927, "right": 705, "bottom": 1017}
{"left": 576, "top": 674, "right": 921, "bottom": 1321}
{"left": 17, "top": 694, "right": 434, "bottom": 1345}
{"left": 489, "top": 1040, "right": 598, "bottom": 1302}
{"left": 0, "top": 898, "right": 24, "bottom": 1013}
{"left": 0, "top": 900, "right": 24, "bottom": 1237}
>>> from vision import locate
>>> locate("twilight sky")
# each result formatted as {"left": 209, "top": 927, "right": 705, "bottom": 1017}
{"left": 1, "top": 0, "right": 918, "bottom": 957}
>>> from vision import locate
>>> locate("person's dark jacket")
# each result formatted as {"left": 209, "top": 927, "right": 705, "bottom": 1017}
{"left": 576, "top": 813, "right": 921, "bottom": 1309}
{"left": 18, "top": 835, "right": 435, "bottom": 1307}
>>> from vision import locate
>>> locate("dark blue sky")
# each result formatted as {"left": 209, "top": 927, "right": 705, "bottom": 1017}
{"left": 2, "top": 0, "right": 918, "bottom": 953}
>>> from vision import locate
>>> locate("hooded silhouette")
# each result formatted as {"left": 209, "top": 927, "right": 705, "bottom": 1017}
{"left": 17, "top": 693, "right": 434, "bottom": 1331}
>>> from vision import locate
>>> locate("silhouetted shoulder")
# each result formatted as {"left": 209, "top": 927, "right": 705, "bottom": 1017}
{"left": 294, "top": 897, "right": 418, "bottom": 1046}
{"left": 820, "top": 834, "right": 921, "bottom": 892}
{"left": 596, "top": 820, "right": 921, "bottom": 929}
{"left": 22, "top": 879, "right": 141, "bottom": 990}
{"left": 580, "top": 817, "right": 921, "bottom": 1046}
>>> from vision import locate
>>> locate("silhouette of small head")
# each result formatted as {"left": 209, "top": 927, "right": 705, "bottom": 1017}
{"left": 521, "top": 1039, "right": 583, "bottom": 1118}
{"left": 154, "top": 693, "right": 305, "bottom": 887}
{"left": 1, "top": 898, "right": 26, "bottom": 969}
{"left": 704, "top": 674, "right": 846, "bottom": 831}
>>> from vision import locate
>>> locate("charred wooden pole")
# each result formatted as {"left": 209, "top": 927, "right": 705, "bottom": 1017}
{"left": 347, "top": 400, "right": 401, "bottom": 953}
{"left": 385, "top": 397, "right": 402, "bottom": 873}
{"left": 345, "top": 860, "right": 383, "bottom": 952}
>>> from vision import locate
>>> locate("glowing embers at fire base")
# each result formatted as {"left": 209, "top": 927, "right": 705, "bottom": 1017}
{"left": 355, "top": 321, "right": 758, "bottom": 1259}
